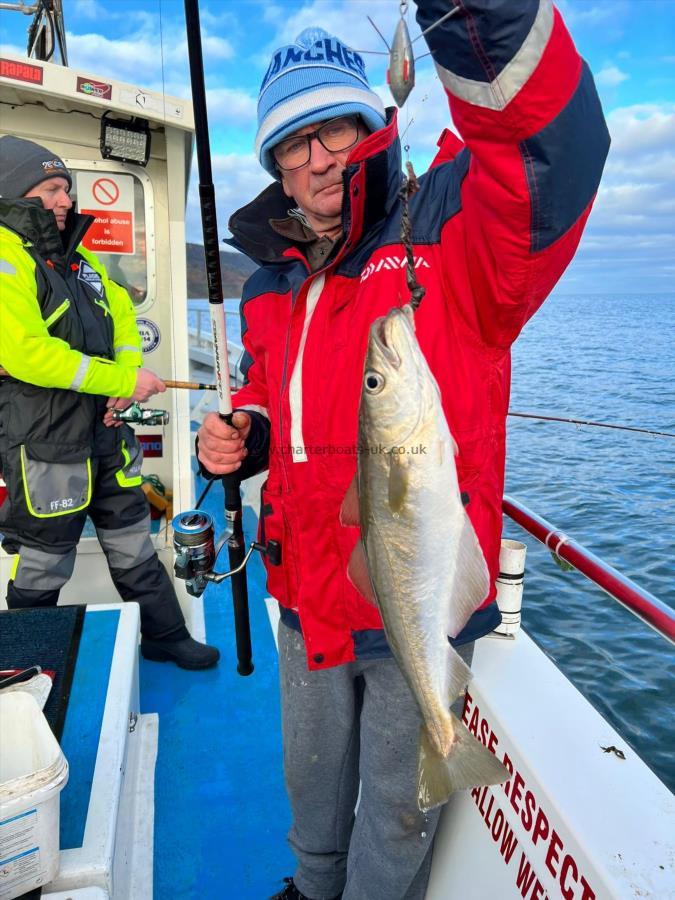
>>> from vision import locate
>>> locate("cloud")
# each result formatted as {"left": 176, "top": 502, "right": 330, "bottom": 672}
{"left": 200, "top": 34, "right": 234, "bottom": 61}
{"left": 595, "top": 65, "right": 629, "bottom": 88}
{"left": 607, "top": 103, "right": 675, "bottom": 155}
{"left": 205, "top": 87, "right": 257, "bottom": 124}
{"left": 0, "top": 42, "right": 24, "bottom": 57}
{"left": 185, "top": 152, "right": 271, "bottom": 245}
{"left": 71, "top": 0, "right": 106, "bottom": 19}
{"left": 562, "top": 103, "right": 675, "bottom": 292}
{"left": 65, "top": 18, "right": 231, "bottom": 88}
{"left": 556, "top": 0, "right": 630, "bottom": 33}
{"left": 257, "top": 0, "right": 412, "bottom": 67}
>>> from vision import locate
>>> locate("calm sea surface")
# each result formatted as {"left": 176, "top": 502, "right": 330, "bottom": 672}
{"left": 505, "top": 292, "right": 675, "bottom": 793}
{"left": 189, "top": 293, "right": 675, "bottom": 791}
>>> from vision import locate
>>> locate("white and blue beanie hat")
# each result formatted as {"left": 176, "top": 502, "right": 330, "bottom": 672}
{"left": 256, "top": 28, "right": 387, "bottom": 179}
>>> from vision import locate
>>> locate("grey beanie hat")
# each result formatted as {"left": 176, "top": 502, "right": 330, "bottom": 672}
{"left": 0, "top": 135, "right": 72, "bottom": 199}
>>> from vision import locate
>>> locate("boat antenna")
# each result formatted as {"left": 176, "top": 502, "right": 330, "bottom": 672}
{"left": 1, "top": 0, "right": 68, "bottom": 64}
{"left": 29, "top": 0, "right": 67, "bottom": 65}
{"left": 183, "top": 0, "right": 254, "bottom": 676}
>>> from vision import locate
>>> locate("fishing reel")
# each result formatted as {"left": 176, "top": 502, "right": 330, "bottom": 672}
{"left": 112, "top": 402, "right": 170, "bottom": 426}
{"left": 172, "top": 509, "right": 281, "bottom": 597}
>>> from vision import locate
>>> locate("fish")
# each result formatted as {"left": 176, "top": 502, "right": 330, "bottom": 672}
{"left": 341, "top": 304, "right": 509, "bottom": 811}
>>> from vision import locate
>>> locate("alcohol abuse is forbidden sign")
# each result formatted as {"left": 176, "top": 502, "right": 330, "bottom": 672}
{"left": 77, "top": 172, "right": 135, "bottom": 254}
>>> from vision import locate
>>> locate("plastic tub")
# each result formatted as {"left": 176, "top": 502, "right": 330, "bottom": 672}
{"left": 0, "top": 691, "right": 69, "bottom": 900}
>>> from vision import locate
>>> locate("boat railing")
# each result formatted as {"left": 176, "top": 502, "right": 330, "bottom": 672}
{"left": 188, "top": 307, "right": 240, "bottom": 351}
{"left": 503, "top": 495, "right": 675, "bottom": 646}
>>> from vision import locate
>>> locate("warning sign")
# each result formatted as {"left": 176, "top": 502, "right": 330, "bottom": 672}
{"left": 77, "top": 172, "right": 135, "bottom": 255}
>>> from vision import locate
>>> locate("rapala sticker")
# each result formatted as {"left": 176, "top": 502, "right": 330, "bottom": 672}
{"left": 0, "top": 58, "right": 42, "bottom": 84}
{"left": 76, "top": 76, "right": 112, "bottom": 100}
{"left": 137, "top": 318, "right": 160, "bottom": 353}
{"left": 78, "top": 260, "right": 104, "bottom": 296}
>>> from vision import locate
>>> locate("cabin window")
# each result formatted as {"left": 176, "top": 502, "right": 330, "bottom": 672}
{"left": 68, "top": 165, "right": 155, "bottom": 311}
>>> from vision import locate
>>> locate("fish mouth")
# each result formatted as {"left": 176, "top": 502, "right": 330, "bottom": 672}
{"left": 372, "top": 306, "right": 415, "bottom": 369}
{"left": 371, "top": 316, "right": 402, "bottom": 369}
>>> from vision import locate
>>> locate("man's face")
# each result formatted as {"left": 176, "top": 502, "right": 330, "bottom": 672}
{"left": 24, "top": 177, "right": 72, "bottom": 231}
{"left": 278, "top": 118, "right": 369, "bottom": 235}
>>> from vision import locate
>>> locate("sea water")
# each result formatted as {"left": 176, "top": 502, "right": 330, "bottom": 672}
{"left": 505, "top": 292, "right": 675, "bottom": 791}
{"left": 188, "top": 293, "right": 675, "bottom": 791}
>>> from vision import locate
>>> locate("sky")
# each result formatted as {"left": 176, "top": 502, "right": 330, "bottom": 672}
{"left": 1, "top": 0, "right": 674, "bottom": 294}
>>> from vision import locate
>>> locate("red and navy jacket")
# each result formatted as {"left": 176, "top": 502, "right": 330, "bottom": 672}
{"left": 223, "top": 0, "right": 610, "bottom": 671}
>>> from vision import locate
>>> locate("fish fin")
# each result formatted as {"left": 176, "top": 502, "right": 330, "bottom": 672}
{"left": 347, "top": 539, "right": 378, "bottom": 607}
{"left": 447, "top": 645, "right": 473, "bottom": 701}
{"left": 339, "top": 475, "right": 360, "bottom": 527}
{"left": 446, "top": 514, "right": 491, "bottom": 638}
{"left": 387, "top": 450, "right": 409, "bottom": 516}
{"left": 417, "top": 715, "right": 509, "bottom": 812}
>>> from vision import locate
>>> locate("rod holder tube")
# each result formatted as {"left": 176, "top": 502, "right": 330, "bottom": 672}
{"left": 493, "top": 539, "right": 527, "bottom": 637}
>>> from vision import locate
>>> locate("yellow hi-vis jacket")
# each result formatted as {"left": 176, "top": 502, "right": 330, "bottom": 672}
{"left": 0, "top": 200, "right": 141, "bottom": 397}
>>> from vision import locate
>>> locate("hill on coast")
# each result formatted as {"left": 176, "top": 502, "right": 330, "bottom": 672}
{"left": 186, "top": 242, "right": 257, "bottom": 298}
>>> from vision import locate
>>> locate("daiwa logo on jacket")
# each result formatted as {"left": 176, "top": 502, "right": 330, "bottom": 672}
{"left": 360, "top": 254, "right": 431, "bottom": 283}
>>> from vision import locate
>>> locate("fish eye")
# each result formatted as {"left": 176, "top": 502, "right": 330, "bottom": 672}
{"left": 365, "top": 370, "right": 385, "bottom": 393}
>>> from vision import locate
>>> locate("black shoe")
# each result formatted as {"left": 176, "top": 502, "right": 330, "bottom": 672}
{"left": 269, "top": 877, "right": 342, "bottom": 900}
{"left": 140, "top": 635, "right": 220, "bottom": 670}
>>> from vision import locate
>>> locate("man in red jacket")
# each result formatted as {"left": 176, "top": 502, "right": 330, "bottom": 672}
{"left": 198, "top": 2, "right": 609, "bottom": 897}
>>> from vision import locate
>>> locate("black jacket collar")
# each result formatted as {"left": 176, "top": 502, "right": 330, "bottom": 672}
{"left": 0, "top": 199, "right": 93, "bottom": 271}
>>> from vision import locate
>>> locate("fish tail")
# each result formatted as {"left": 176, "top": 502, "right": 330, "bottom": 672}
{"left": 417, "top": 714, "right": 510, "bottom": 812}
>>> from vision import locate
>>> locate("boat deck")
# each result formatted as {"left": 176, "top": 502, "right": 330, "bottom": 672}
{"left": 139, "top": 475, "right": 294, "bottom": 898}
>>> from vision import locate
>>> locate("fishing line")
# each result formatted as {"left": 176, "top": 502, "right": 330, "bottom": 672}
{"left": 156, "top": 0, "right": 186, "bottom": 532}
{"left": 403, "top": 0, "right": 411, "bottom": 164}
{"left": 399, "top": 162, "right": 425, "bottom": 309}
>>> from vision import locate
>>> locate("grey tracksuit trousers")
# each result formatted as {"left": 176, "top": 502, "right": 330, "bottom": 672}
{"left": 278, "top": 621, "right": 474, "bottom": 900}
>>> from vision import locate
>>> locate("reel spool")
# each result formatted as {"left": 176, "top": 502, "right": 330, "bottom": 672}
{"left": 172, "top": 509, "right": 216, "bottom": 597}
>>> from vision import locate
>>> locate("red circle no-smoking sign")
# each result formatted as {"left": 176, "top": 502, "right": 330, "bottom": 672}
{"left": 92, "top": 177, "right": 120, "bottom": 206}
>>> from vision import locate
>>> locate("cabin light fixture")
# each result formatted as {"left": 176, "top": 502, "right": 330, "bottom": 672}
{"left": 100, "top": 113, "right": 151, "bottom": 166}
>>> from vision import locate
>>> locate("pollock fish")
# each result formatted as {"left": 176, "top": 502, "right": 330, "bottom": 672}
{"left": 341, "top": 304, "right": 509, "bottom": 811}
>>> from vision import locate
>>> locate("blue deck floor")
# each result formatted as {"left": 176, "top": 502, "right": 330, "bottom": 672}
{"left": 140, "top": 477, "right": 294, "bottom": 898}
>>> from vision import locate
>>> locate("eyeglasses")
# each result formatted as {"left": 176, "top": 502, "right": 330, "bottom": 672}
{"left": 273, "top": 115, "right": 361, "bottom": 171}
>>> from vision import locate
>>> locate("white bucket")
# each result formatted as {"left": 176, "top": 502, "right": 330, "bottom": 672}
{"left": 493, "top": 539, "right": 527, "bottom": 637}
{"left": 0, "top": 692, "right": 69, "bottom": 900}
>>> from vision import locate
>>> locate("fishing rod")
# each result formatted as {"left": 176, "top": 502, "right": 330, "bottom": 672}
{"left": 0, "top": 366, "right": 207, "bottom": 392}
{"left": 179, "top": 0, "right": 253, "bottom": 676}
{"left": 1, "top": 367, "right": 672, "bottom": 440}
{"left": 164, "top": 379, "right": 216, "bottom": 391}
{"left": 507, "top": 412, "right": 675, "bottom": 439}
